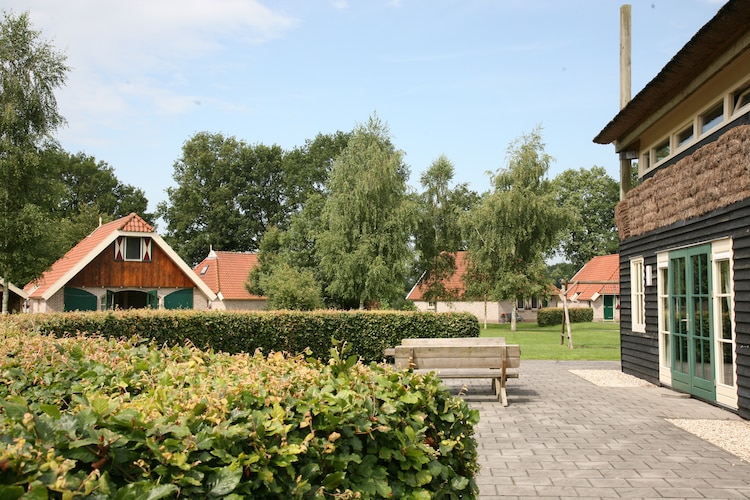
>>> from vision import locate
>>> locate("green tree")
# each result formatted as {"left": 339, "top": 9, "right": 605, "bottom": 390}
{"left": 159, "top": 131, "right": 348, "bottom": 267}
{"left": 551, "top": 166, "right": 619, "bottom": 270}
{"left": 0, "top": 11, "right": 68, "bottom": 313}
{"left": 463, "top": 128, "right": 570, "bottom": 330}
{"left": 251, "top": 262, "right": 323, "bottom": 310}
{"left": 38, "top": 147, "right": 152, "bottom": 251}
{"left": 413, "top": 155, "right": 478, "bottom": 301}
{"left": 318, "top": 115, "right": 414, "bottom": 309}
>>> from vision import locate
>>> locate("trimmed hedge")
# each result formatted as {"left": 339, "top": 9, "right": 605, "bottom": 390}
{"left": 0, "top": 329, "right": 480, "bottom": 498}
{"left": 10, "top": 310, "right": 480, "bottom": 363}
{"left": 536, "top": 307, "right": 594, "bottom": 326}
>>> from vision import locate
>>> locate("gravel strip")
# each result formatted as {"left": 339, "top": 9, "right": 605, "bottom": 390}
{"left": 569, "top": 369, "right": 654, "bottom": 387}
{"left": 667, "top": 418, "right": 750, "bottom": 462}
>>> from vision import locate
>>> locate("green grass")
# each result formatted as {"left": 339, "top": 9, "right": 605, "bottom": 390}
{"left": 479, "top": 321, "right": 621, "bottom": 360}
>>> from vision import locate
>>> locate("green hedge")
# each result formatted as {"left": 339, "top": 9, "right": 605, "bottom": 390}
{"left": 0, "top": 329, "right": 480, "bottom": 498}
{"left": 11, "top": 310, "right": 480, "bottom": 363}
{"left": 537, "top": 307, "right": 594, "bottom": 326}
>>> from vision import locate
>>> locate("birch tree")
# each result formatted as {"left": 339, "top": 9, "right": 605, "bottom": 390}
{"left": 0, "top": 11, "right": 68, "bottom": 313}
{"left": 318, "top": 115, "right": 414, "bottom": 309}
{"left": 463, "top": 127, "right": 570, "bottom": 330}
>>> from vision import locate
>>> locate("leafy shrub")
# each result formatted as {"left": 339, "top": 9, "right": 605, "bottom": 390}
{"left": 0, "top": 329, "right": 480, "bottom": 498}
{"left": 537, "top": 307, "right": 594, "bottom": 326}
{"left": 11, "top": 310, "right": 479, "bottom": 363}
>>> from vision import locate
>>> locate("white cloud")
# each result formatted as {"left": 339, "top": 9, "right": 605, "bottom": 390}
{"left": 5, "top": 0, "right": 298, "bottom": 149}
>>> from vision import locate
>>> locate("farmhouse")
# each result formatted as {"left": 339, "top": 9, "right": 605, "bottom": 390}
{"left": 407, "top": 251, "right": 553, "bottom": 323}
{"left": 564, "top": 254, "right": 620, "bottom": 322}
{"left": 594, "top": 0, "right": 750, "bottom": 417}
{"left": 24, "top": 213, "right": 217, "bottom": 312}
{"left": 193, "top": 249, "right": 267, "bottom": 310}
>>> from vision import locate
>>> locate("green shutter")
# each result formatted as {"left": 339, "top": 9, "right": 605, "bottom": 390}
{"left": 164, "top": 289, "right": 193, "bottom": 310}
{"left": 64, "top": 288, "right": 98, "bottom": 312}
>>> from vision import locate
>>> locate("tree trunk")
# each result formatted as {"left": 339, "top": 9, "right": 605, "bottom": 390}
{"left": 1, "top": 271, "right": 9, "bottom": 315}
{"left": 510, "top": 302, "right": 517, "bottom": 332}
{"left": 483, "top": 299, "right": 488, "bottom": 329}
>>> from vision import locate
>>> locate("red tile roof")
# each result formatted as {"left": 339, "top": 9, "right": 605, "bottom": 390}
{"left": 565, "top": 254, "right": 620, "bottom": 301}
{"left": 24, "top": 213, "right": 155, "bottom": 299}
{"left": 407, "top": 251, "right": 469, "bottom": 301}
{"left": 193, "top": 250, "right": 264, "bottom": 301}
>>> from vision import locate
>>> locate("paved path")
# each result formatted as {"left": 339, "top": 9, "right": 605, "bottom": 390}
{"left": 447, "top": 360, "right": 750, "bottom": 499}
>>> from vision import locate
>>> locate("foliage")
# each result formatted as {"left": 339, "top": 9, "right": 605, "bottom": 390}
{"left": 0, "top": 328, "right": 480, "bottom": 498}
{"left": 413, "top": 156, "right": 478, "bottom": 302}
{"left": 551, "top": 166, "right": 619, "bottom": 270}
{"left": 254, "top": 262, "right": 324, "bottom": 311}
{"left": 318, "top": 115, "right": 415, "bottom": 309}
{"left": 462, "top": 127, "right": 571, "bottom": 330}
{"left": 546, "top": 262, "right": 580, "bottom": 288}
{"left": 158, "top": 131, "right": 350, "bottom": 267}
{"left": 536, "top": 307, "right": 594, "bottom": 326}
{"left": 0, "top": 11, "right": 68, "bottom": 312}
{"left": 481, "top": 321, "right": 620, "bottom": 360}
{"left": 10, "top": 309, "right": 480, "bottom": 363}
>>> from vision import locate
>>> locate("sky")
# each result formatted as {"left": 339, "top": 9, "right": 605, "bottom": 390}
{"left": 5, "top": 0, "right": 728, "bottom": 217}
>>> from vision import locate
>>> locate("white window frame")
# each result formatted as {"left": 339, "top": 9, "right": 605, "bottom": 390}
{"left": 630, "top": 257, "right": 646, "bottom": 333}
{"left": 712, "top": 239, "right": 737, "bottom": 409}
{"left": 656, "top": 253, "right": 671, "bottom": 385}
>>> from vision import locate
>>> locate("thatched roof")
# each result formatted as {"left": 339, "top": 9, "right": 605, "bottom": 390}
{"left": 594, "top": 0, "right": 750, "bottom": 146}
{"left": 615, "top": 124, "right": 750, "bottom": 239}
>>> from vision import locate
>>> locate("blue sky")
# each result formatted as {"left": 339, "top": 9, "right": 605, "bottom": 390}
{"left": 7, "top": 0, "right": 727, "bottom": 216}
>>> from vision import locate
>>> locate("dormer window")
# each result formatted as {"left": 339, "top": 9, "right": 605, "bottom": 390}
{"left": 114, "top": 236, "right": 152, "bottom": 262}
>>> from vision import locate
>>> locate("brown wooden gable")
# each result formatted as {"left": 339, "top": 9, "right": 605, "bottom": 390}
{"left": 68, "top": 240, "right": 195, "bottom": 289}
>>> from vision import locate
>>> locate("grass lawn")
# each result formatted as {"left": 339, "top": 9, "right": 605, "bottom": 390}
{"left": 478, "top": 321, "right": 621, "bottom": 361}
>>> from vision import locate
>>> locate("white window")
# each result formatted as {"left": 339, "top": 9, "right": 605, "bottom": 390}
{"left": 630, "top": 257, "right": 645, "bottom": 333}
{"left": 114, "top": 236, "right": 153, "bottom": 262}
{"left": 656, "top": 254, "right": 671, "bottom": 384}
{"left": 700, "top": 101, "right": 724, "bottom": 135}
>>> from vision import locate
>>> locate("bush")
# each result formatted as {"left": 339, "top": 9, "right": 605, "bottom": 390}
{"left": 0, "top": 330, "right": 480, "bottom": 498}
{"left": 10, "top": 310, "right": 479, "bottom": 363}
{"left": 537, "top": 307, "right": 594, "bottom": 326}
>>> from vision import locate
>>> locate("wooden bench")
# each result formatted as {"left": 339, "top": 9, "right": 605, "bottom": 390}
{"left": 388, "top": 338, "right": 520, "bottom": 406}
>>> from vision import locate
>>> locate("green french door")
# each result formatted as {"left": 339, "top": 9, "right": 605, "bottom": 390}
{"left": 670, "top": 245, "right": 715, "bottom": 401}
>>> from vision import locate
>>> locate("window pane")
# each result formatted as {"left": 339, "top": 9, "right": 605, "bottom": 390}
{"left": 721, "top": 342, "right": 734, "bottom": 386}
{"left": 125, "top": 237, "right": 141, "bottom": 260}
{"left": 676, "top": 125, "right": 694, "bottom": 147}
{"left": 719, "top": 260, "right": 730, "bottom": 294}
{"left": 654, "top": 139, "right": 670, "bottom": 163}
{"left": 700, "top": 102, "right": 724, "bottom": 134}
{"left": 720, "top": 296, "right": 732, "bottom": 340}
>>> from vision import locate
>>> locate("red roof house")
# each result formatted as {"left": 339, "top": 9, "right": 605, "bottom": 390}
{"left": 193, "top": 250, "right": 266, "bottom": 310}
{"left": 24, "top": 213, "right": 216, "bottom": 312}
{"left": 407, "top": 251, "right": 553, "bottom": 324}
{"left": 564, "top": 254, "right": 620, "bottom": 321}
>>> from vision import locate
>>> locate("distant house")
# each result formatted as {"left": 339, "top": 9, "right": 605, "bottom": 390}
{"left": 0, "top": 279, "right": 27, "bottom": 313}
{"left": 564, "top": 254, "right": 620, "bottom": 322}
{"left": 193, "top": 250, "right": 267, "bottom": 311}
{"left": 24, "top": 213, "right": 217, "bottom": 312}
{"left": 594, "top": 0, "right": 750, "bottom": 416}
{"left": 407, "top": 251, "right": 553, "bottom": 323}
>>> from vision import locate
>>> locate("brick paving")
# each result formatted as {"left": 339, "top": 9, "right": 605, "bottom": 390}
{"left": 447, "top": 360, "right": 750, "bottom": 499}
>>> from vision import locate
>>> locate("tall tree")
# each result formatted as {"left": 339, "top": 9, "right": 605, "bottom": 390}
{"left": 38, "top": 146, "right": 152, "bottom": 251}
{"left": 158, "top": 131, "right": 349, "bottom": 267}
{"left": 317, "top": 115, "right": 414, "bottom": 309}
{"left": 552, "top": 166, "right": 619, "bottom": 270}
{"left": 463, "top": 128, "right": 570, "bottom": 330}
{"left": 0, "top": 11, "right": 68, "bottom": 313}
{"left": 413, "top": 155, "right": 478, "bottom": 301}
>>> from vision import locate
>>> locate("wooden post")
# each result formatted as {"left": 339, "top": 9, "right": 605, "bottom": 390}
{"left": 561, "top": 280, "right": 573, "bottom": 349}
{"left": 620, "top": 4, "right": 633, "bottom": 200}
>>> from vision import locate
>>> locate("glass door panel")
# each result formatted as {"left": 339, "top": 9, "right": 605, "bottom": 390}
{"left": 670, "top": 246, "right": 715, "bottom": 401}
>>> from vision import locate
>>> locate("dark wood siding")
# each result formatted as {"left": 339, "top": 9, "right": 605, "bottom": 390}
{"left": 69, "top": 242, "right": 195, "bottom": 289}
{"left": 619, "top": 197, "right": 750, "bottom": 418}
